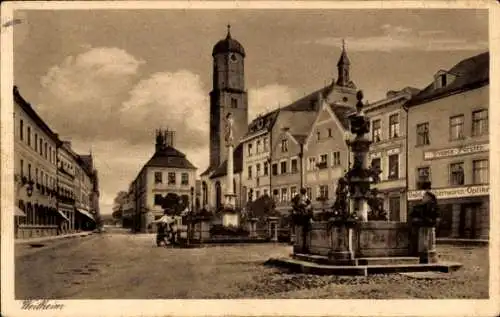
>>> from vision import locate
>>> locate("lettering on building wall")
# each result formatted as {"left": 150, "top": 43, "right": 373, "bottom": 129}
{"left": 424, "top": 143, "right": 489, "bottom": 160}
{"left": 407, "top": 185, "right": 489, "bottom": 201}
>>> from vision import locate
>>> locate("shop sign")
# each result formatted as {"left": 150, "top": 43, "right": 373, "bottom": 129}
{"left": 424, "top": 143, "right": 489, "bottom": 160}
{"left": 407, "top": 185, "right": 489, "bottom": 201}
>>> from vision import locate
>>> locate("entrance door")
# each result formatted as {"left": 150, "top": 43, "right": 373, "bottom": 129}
{"left": 459, "top": 203, "right": 478, "bottom": 239}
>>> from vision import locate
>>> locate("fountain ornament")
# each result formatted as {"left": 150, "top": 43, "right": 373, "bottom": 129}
{"left": 329, "top": 90, "right": 386, "bottom": 227}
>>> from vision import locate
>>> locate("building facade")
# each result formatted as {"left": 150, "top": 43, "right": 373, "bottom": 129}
{"left": 130, "top": 129, "right": 197, "bottom": 232}
{"left": 364, "top": 87, "right": 420, "bottom": 221}
{"left": 74, "top": 153, "right": 97, "bottom": 230}
{"left": 56, "top": 141, "right": 78, "bottom": 233}
{"left": 406, "top": 52, "right": 489, "bottom": 239}
{"left": 13, "top": 86, "right": 101, "bottom": 239}
{"left": 14, "top": 86, "right": 61, "bottom": 238}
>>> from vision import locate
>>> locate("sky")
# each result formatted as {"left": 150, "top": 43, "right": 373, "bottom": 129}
{"left": 13, "top": 8, "right": 488, "bottom": 214}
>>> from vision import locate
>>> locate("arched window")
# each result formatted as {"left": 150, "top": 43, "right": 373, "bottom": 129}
{"left": 215, "top": 181, "right": 222, "bottom": 210}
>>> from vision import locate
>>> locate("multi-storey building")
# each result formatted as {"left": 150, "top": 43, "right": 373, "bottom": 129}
{"left": 56, "top": 140, "right": 78, "bottom": 233}
{"left": 405, "top": 52, "right": 489, "bottom": 239}
{"left": 131, "top": 129, "right": 197, "bottom": 232}
{"left": 74, "top": 153, "right": 96, "bottom": 230}
{"left": 14, "top": 86, "right": 63, "bottom": 239}
{"left": 302, "top": 94, "right": 353, "bottom": 211}
{"left": 364, "top": 87, "right": 420, "bottom": 221}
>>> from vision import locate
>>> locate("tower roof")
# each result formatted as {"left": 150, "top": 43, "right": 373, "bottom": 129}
{"left": 337, "top": 39, "right": 350, "bottom": 66}
{"left": 212, "top": 25, "right": 246, "bottom": 57}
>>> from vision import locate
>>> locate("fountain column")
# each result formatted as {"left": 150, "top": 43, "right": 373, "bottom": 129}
{"left": 346, "top": 91, "right": 372, "bottom": 222}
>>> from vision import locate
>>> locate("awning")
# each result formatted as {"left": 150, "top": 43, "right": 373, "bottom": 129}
{"left": 56, "top": 209, "right": 70, "bottom": 221}
{"left": 76, "top": 208, "right": 95, "bottom": 221}
{"left": 15, "top": 207, "right": 26, "bottom": 217}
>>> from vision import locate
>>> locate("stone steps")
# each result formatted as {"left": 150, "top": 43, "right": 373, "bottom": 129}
{"left": 292, "top": 253, "right": 421, "bottom": 266}
{"left": 265, "top": 257, "right": 463, "bottom": 276}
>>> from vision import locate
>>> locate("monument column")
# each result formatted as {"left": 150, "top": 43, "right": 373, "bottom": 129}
{"left": 224, "top": 113, "right": 236, "bottom": 209}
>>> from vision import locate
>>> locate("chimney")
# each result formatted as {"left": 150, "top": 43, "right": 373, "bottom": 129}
{"left": 165, "top": 130, "right": 175, "bottom": 148}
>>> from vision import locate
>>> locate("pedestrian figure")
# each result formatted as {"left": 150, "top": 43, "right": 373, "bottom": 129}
{"left": 156, "top": 222, "right": 168, "bottom": 247}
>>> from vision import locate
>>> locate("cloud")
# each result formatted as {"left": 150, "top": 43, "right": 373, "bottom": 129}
{"left": 248, "top": 84, "right": 299, "bottom": 121}
{"left": 302, "top": 24, "right": 487, "bottom": 52}
{"left": 120, "top": 70, "right": 209, "bottom": 149}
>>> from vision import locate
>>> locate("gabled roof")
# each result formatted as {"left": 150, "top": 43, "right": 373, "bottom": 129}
{"left": 243, "top": 109, "right": 280, "bottom": 138}
{"left": 328, "top": 104, "right": 353, "bottom": 129}
{"left": 209, "top": 143, "right": 243, "bottom": 179}
{"left": 407, "top": 52, "right": 489, "bottom": 107}
{"left": 281, "top": 83, "right": 335, "bottom": 112}
{"left": 292, "top": 134, "right": 308, "bottom": 145}
{"left": 144, "top": 145, "right": 197, "bottom": 170}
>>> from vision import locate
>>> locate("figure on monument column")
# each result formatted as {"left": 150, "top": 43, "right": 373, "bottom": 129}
{"left": 225, "top": 112, "right": 234, "bottom": 147}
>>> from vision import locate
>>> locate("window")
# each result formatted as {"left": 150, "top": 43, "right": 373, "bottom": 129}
{"left": 332, "top": 151, "right": 341, "bottom": 166}
{"left": 316, "top": 131, "right": 321, "bottom": 141}
{"left": 20, "top": 120, "right": 24, "bottom": 140}
{"left": 389, "top": 114, "right": 400, "bottom": 138}
{"left": 20, "top": 159, "right": 24, "bottom": 178}
{"left": 280, "top": 188, "right": 288, "bottom": 202}
{"left": 389, "top": 196, "right": 401, "bottom": 221}
{"left": 247, "top": 143, "right": 253, "bottom": 156}
{"left": 319, "top": 185, "right": 329, "bottom": 200}
{"left": 231, "top": 98, "right": 237, "bottom": 108}
{"left": 473, "top": 159, "right": 488, "bottom": 184}
{"left": 154, "top": 194, "right": 163, "bottom": 206}
{"left": 28, "top": 163, "right": 31, "bottom": 180}
{"left": 255, "top": 190, "right": 260, "bottom": 198}
{"left": 35, "top": 168, "right": 39, "bottom": 183}
{"left": 306, "top": 187, "right": 312, "bottom": 199}
{"left": 248, "top": 166, "right": 253, "bottom": 179}
{"left": 472, "top": 109, "right": 488, "bottom": 136}
{"left": 40, "top": 171, "right": 44, "bottom": 185}
{"left": 291, "top": 159, "right": 298, "bottom": 173}
{"left": 318, "top": 154, "right": 328, "bottom": 169}
{"left": 290, "top": 186, "right": 297, "bottom": 200}
{"left": 181, "top": 173, "right": 189, "bottom": 185}
{"left": 328, "top": 128, "right": 332, "bottom": 137}
{"left": 256, "top": 163, "right": 261, "bottom": 176}
{"left": 44, "top": 142, "right": 48, "bottom": 159}
{"left": 449, "top": 115, "right": 464, "bottom": 140}
{"left": 280, "top": 161, "right": 287, "bottom": 174}
{"left": 264, "top": 162, "right": 269, "bottom": 176}
{"left": 35, "top": 134, "right": 38, "bottom": 151}
{"left": 168, "top": 172, "right": 176, "bottom": 185}
{"left": 417, "top": 167, "right": 431, "bottom": 189}
{"left": 308, "top": 157, "right": 317, "bottom": 171}
{"left": 450, "top": 162, "right": 464, "bottom": 186}
{"left": 440, "top": 74, "right": 447, "bottom": 87}
{"left": 27, "top": 126, "right": 31, "bottom": 146}
{"left": 272, "top": 163, "right": 278, "bottom": 176}
{"left": 371, "top": 157, "right": 381, "bottom": 169}
{"left": 39, "top": 139, "right": 43, "bottom": 155}
{"left": 372, "top": 119, "right": 381, "bottom": 142}
{"left": 273, "top": 189, "right": 279, "bottom": 201}
{"left": 263, "top": 137, "right": 269, "bottom": 151}
{"left": 416, "top": 123, "right": 430, "bottom": 146}
{"left": 256, "top": 140, "right": 261, "bottom": 153}
{"left": 388, "top": 154, "right": 399, "bottom": 180}
{"left": 263, "top": 189, "right": 268, "bottom": 196}
{"left": 281, "top": 139, "right": 288, "bottom": 152}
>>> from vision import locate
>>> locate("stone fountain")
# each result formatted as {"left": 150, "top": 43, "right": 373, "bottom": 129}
{"left": 266, "top": 91, "right": 462, "bottom": 276}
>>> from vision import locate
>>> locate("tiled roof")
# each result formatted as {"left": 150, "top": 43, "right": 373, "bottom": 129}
{"left": 328, "top": 104, "right": 354, "bottom": 130}
{"left": 244, "top": 109, "right": 280, "bottom": 138}
{"left": 407, "top": 52, "right": 489, "bottom": 107}
{"left": 281, "top": 83, "right": 334, "bottom": 112}
{"left": 209, "top": 143, "right": 244, "bottom": 179}
{"left": 13, "top": 86, "right": 60, "bottom": 144}
{"left": 145, "top": 146, "right": 196, "bottom": 170}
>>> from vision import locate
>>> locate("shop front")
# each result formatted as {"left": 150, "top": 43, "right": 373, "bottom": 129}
{"left": 408, "top": 184, "right": 489, "bottom": 240}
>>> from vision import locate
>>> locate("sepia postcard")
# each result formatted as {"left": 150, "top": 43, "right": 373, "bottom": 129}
{"left": 1, "top": 1, "right": 499, "bottom": 317}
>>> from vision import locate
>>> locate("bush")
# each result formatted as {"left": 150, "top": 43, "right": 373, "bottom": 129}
{"left": 209, "top": 224, "right": 249, "bottom": 237}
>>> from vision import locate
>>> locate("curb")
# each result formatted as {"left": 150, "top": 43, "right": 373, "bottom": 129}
{"left": 15, "top": 232, "right": 94, "bottom": 246}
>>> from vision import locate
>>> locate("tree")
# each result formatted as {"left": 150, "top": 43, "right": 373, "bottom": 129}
{"left": 161, "top": 193, "right": 187, "bottom": 215}
{"left": 112, "top": 190, "right": 128, "bottom": 219}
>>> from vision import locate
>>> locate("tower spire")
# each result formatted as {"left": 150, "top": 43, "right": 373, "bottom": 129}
{"left": 226, "top": 24, "right": 231, "bottom": 39}
{"left": 336, "top": 38, "right": 352, "bottom": 87}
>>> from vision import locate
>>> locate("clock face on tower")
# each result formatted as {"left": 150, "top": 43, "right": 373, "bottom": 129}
{"left": 229, "top": 53, "right": 238, "bottom": 63}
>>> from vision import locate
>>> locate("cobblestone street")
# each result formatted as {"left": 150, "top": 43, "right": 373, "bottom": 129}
{"left": 15, "top": 231, "right": 489, "bottom": 299}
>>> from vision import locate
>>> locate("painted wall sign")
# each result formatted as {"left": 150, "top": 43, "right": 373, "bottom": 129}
{"left": 424, "top": 143, "right": 489, "bottom": 160}
{"left": 407, "top": 185, "right": 489, "bottom": 201}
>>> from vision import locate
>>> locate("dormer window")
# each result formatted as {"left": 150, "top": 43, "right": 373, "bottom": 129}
{"left": 281, "top": 139, "right": 288, "bottom": 152}
{"left": 440, "top": 74, "right": 447, "bottom": 87}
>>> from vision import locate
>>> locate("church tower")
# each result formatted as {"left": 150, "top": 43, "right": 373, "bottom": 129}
{"left": 209, "top": 25, "right": 248, "bottom": 169}
{"left": 336, "top": 39, "right": 355, "bottom": 88}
